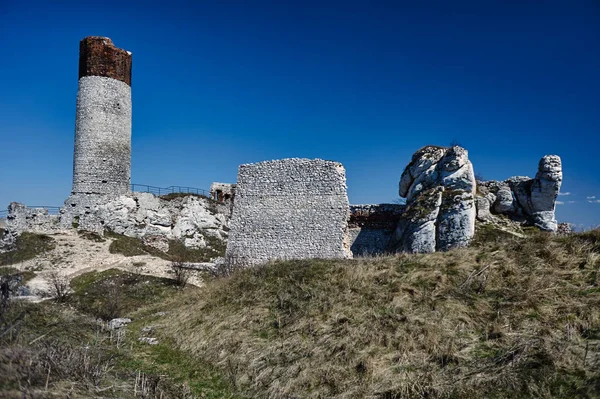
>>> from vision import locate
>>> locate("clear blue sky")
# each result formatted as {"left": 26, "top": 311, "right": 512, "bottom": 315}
{"left": 0, "top": 0, "right": 598, "bottom": 228}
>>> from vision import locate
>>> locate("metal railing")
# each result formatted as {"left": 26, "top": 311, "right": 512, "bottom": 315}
{"left": 130, "top": 184, "right": 209, "bottom": 197}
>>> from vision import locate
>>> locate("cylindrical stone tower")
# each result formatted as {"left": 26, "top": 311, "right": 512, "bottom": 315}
{"left": 72, "top": 36, "right": 132, "bottom": 196}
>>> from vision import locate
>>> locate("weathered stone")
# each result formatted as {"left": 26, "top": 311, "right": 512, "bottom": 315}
{"left": 392, "top": 187, "right": 443, "bottom": 253}
{"left": 400, "top": 146, "right": 446, "bottom": 202}
{"left": 437, "top": 190, "right": 476, "bottom": 251}
{"left": 476, "top": 196, "right": 494, "bottom": 222}
{"left": 3, "top": 203, "right": 60, "bottom": 238}
{"left": 210, "top": 182, "right": 236, "bottom": 204}
{"left": 65, "top": 37, "right": 133, "bottom": 228}
{"left": 226, "top": 158, "right": 352, "bottom": 267}
{"left": 493, "top": 187, "right": 516, "bottom": 214}
{"left": 95, "top": 193, "right": 228, "bottom": 251}
{"left": 476, "top": 155, "right": 562, "bottom": 232}
{"left": 530, "top": 155, "right": 562, "bottom": 231}
{"left": 108, "top": 318, "right": 131, "bottom": 330}
{"left": 390, "top": 146, "right": 476, "bottom": 253}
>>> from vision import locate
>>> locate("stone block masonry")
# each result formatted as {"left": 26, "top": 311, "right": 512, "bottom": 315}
{"left": 225, "top": 158, "right": 352, "bottom": 267}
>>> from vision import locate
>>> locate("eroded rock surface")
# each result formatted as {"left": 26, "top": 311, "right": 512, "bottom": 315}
{"left": 3, "top": 193, "right": 229, "bottom": 254}
{"left": 477, "top": 155, "right": 562, "bottom": 232}
{"left": 83, "top": 193, "right": 228, "bottom": 250}
{"left": 390, "top": 146, "right": 476, "bottom": 253}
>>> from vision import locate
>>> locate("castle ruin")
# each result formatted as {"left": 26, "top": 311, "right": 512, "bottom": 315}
{"left": 62, "top": 37, "right": 133, "bottom": 226}
{"left": 0, "top": 36, "right": 565, "bottom": 265}
{"left": 225, "top": 159, "right": 352, "bottom": 266}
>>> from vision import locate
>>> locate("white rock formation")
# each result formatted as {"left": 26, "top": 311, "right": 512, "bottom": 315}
{"left": 3, "top": 193, "right": 229, "bottom": 254}
{"left": 390, "top": 146, "right": 476, "bottom": 253}
{"left": 90, "top": 192, "right": 229, "bottom": 250}
{"left": 476, "top": 155, "right": 562, "bottom": 232}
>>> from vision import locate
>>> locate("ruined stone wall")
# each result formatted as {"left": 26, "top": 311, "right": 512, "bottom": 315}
{"left": 348, "top": 204, "right": 405, "bottom": 256}
{"left": 225, "top": 158, "right": 352, "bottom": 266}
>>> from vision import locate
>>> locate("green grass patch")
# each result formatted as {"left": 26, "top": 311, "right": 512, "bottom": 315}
{"left": 0, "top": 232, "right": 55, "bottom": 265}
{"left": 107, "top": 230, "right": 225, "bottom": 262}
{"left": 69, "top": 268, "right": 194, "bottom": 320}
{"left": 161, "top": 229, "right": 600, "bottom": 398}
{"left": 0, "top": 288, "right": 238, "bottom": 398}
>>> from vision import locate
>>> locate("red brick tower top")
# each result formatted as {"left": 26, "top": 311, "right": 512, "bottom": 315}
{"left": 78, "top": 36, "right": 132, "bottom": 86}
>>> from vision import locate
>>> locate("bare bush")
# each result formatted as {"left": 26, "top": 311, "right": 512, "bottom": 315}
{"left": 48, "top": 271, "right": 71, "bottom": 302}
{"left": 171, "top": 262, "right": 191, "bottom": 287}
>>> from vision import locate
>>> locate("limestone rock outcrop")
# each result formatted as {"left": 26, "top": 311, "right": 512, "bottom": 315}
{"left": 3, "top": 193, "right": 230, "bottom": 254}
{"left": 83, "top": 193, "right": 229, "bottom": 250}
{"left": 477, "top": 155, "right": 562, "bottom": 232}
{"left": 390, "top": 146, "right": 476, "bottom": 253}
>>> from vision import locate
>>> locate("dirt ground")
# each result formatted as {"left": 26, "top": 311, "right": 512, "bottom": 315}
{"left": 10, "top": 231, "right": 206, "bottom": 301}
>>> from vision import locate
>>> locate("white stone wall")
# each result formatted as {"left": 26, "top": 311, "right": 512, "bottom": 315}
{"left": 72, "top": 76, "right": 132, "bottom": 196}
{"left": 225, "top": 158, "right": 352, "bottom": 266}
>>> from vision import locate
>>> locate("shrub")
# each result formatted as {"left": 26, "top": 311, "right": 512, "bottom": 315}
{"left": 48, "top": 271, "right": 71, "bottom": 302}
{"left": 171, "top": 262, "right": 191, "bottom": 287}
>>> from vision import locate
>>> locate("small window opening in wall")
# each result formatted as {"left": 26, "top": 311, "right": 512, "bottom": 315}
{"left": 216, "top": 190, "right": 223, "bottom": 202}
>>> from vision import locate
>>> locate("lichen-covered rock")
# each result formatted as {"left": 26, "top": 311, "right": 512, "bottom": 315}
{"left": 2, "top": 193, "right": 229, "bottom": 254}
{"left": 493, "top": 186, "right": 516, "bottom": 214}
{"left": 437, "top": 190, "right": 476, "bottom": 251}
{"left": 476, "top": 155, "right": 562, "bottom": 232}
{"left": 530, "top": 155, "right": 562, "bottom": 231}
{"left": 390, "top": 146, "right": 476, "bottom": 253}
{"left": 392, "top": 187, "right": 443, "bottom": 253}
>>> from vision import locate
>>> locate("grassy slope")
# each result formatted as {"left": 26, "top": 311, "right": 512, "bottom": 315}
{"left": 162, "top": 229, "right": 600, "bottom": 398}
{"left": 0, "top": 269, "right": 238, "bottom": 398}
{"left": 0, "top": 232, "right": 55, "bottom": 265}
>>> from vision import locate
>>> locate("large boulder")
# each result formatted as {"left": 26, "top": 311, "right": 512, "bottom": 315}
{"left": 390, "top": 146, "right": 476, "bottom": 253}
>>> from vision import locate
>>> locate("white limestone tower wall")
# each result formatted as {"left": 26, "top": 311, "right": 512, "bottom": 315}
{"left": 72, "top": 36, "right": 132, "bottom": 196}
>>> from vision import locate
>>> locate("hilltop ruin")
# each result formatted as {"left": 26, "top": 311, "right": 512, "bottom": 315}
{"left": 0, "top": 36, "right": 564, "bottom": 266}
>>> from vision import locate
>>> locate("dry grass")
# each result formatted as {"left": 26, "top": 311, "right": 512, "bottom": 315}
{"left": 162, "top": 228, "right": 600, "bottom": 398}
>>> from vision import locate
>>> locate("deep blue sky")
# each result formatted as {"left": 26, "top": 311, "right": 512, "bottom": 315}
{"left": 0, "top": 1, "right": 598, "bottom": 228}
